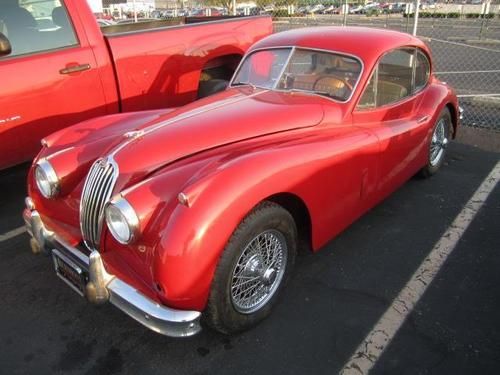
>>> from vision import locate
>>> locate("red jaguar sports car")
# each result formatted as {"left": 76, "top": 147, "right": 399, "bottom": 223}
{"left": 24, "top": 27, "right": 460, "bottom": 337}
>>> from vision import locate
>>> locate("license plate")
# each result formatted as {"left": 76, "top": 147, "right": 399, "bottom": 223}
{"left": 52, "top": 249, "right": 88, "bottom": 297}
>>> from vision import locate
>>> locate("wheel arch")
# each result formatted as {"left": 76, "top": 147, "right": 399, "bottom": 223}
{"left": 445, "top": 102, "right": 458, "bottom": 139}
{"left": 197, "top": 53, "right": 244, "bottom": 98}
{"left": 265, "top": 192, "right": 313, "bottom": 254}
{"left": 199, "top": 53, "right": 243, "bottom": 82}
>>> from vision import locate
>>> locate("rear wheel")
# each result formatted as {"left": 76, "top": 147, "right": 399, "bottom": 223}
{"left": 206, "top": 202, "right": 297, "bottom": 334}
{"left": 419, "top": 108, "right": 452, "bottom": 178}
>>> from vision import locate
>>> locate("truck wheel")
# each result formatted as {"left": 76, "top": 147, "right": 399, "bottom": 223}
{"left": 419, "top": 108, "right": 452, "bottom": 178}
{"left": 197, "top": 79, "right": 228, "bottom": 99}
{"left": 206, "top": 201, "right": 297, "bottom": 334}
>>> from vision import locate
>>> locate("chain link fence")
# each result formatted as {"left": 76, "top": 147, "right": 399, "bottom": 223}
{"left": 105, "top": 1, "right": 500, "bottom": 131}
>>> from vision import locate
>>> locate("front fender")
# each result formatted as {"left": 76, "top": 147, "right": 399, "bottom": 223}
{"left": 153, "top": 151, "right": 308, "bottom": 310}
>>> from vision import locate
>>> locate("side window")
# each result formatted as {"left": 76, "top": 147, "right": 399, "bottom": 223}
{"left": 414, "top": 50, "right": 430, "bottom": 91}
{"left": 0, "top": 0, "right": 77, "bottom": 58}
{"left": 376, "top": 48, "right": 413, "bottom": 106}
{"left": 357, "top": 47, "right": 430, "bottom": 110}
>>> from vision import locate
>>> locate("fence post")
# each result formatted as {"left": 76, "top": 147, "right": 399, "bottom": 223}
{"left": 413, "top": 0, "right": 420, "bottom": 36}
{"left": 232, "top": 0, "right": 236, "bottom": 16}
{"left": 132, "top": 0, "right": 137, "bottom": 23}
{"left": 479, "top": 1, "right": 490, "bottom": 40}
{"left": 405, "top": 3, "right": 412, "bottom": 33}
{"left": 342, "top": 0, "right": 348, "bottom": 26}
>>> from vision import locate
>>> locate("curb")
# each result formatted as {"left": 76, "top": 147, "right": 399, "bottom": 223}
{"left": 470, "top": 96, "right": 500, "bottom": 107}
{"left": 447, "top": 37, "right": 500, "bottom": 45}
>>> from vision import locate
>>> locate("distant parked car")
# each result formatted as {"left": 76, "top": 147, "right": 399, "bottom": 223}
{"left": 350, "top": 5, "right": 364, "bottom": 13}
{"left": 323, "top": 5, "right": 342, "bottom": 14}
{"left": 24, "top": 27, "right": 460, "bottom": 337}
{"left": 365, "top": 6, "right": 382, "bottom": 16}
{"left": 309, "top": 4, "right": 325, "bottom": 14}
{"left": 96, "top": 18, "right": 115, "bottom": 27}
{"left": 190, "top": 7, "right": 223, "bottom": 17}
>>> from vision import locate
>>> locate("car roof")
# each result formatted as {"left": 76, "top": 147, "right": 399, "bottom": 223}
{"left": 250, "top": 27, "right": 431, "bottom": 68}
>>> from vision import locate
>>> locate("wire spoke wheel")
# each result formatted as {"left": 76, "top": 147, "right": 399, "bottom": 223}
{"left": 430, "top": 118, "right": 449, "bottom": 167}
{"left": 230, "top": 230, "right": 288, "bottom": 314}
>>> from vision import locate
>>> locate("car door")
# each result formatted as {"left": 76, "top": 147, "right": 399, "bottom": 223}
{"left": 353, "top": 47, "right": 432, "bottom": 198}
{"left": 0, "top": 0, "right": 108, "bottom": 170}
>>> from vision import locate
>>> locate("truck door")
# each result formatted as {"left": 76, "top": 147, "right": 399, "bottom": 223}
{"left": 0, "top": 0, "right": 108, "bottom": 169}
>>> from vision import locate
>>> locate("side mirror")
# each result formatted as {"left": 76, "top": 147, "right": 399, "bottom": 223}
{"left": 0, "top": 32, "right": 12, "bottom": 57}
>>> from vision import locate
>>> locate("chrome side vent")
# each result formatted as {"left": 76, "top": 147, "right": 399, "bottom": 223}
{"left": 80, "top": 158, "right": 118, "bottom": 251}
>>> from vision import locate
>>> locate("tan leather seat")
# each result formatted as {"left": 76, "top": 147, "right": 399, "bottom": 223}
{"left": 377, "top": 80, "right": 408, "bottom": 106}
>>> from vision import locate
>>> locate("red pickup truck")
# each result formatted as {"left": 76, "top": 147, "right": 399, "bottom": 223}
{"left": 0, "top": 0, "right": 272, "bottom": 170}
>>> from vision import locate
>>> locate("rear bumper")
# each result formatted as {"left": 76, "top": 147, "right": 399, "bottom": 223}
{"left": 23, "top": 197, "right": 202, "bottom": 337}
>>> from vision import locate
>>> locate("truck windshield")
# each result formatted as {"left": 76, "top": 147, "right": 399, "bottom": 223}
{"left": 232, "top": 47, "right": 362, "bottom": 102}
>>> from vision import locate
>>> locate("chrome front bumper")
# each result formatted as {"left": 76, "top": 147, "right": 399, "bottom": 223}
{"left": 23, "top": 198, "right": 202, "bottom": 337}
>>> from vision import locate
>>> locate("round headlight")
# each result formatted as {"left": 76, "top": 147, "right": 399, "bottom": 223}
{"left": 105, "top": 197, "right": 139, "bottom": 244}
{"left": 35, "top": 159, "right": 59, "bottom": 198}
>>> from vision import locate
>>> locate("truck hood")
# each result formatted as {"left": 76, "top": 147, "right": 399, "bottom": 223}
{"left": 110, "top": 87, "right": 325, "bottom": 189}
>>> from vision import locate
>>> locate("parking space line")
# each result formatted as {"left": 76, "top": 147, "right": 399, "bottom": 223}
{"left": 339, "top": 161, "right": 500, "bottom": 375}
{"left": 0, "top": 226, "right": 27, "bottom": 243}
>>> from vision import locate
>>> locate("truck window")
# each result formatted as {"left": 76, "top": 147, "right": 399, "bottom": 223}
{"left": 0, "top": 0, "right": 77, "bottom": 57}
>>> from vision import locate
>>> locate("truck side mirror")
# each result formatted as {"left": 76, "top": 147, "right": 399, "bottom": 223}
{"left": 0, "top": 32, "right": 12, "bottom": 57}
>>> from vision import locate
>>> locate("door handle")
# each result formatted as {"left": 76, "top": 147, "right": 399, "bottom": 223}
{"left": 417, "top": 115, "right": 430, "bottom": 124}
{"left": 59, "top": 64, "right": 91, "bottom": 75}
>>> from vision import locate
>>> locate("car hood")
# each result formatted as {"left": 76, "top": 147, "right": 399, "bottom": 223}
{"left": 109, "top": 87, "right": 325, "bottom": 189}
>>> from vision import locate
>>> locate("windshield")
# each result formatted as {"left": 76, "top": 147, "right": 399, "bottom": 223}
{"left": 232, "top": 48, "right": 362, "bottom": 102}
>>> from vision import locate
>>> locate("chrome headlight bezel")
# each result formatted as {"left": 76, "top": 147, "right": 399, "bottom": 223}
{"left": 35, "top": 158, "right": 60, "bottom": 199}
{"left": 104, "top": 197, "right": 139, "bottom": 245}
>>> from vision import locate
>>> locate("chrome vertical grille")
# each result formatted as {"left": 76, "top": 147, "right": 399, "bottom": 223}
{"left": 80, "top": 158, "right": 118, "bottom": 251}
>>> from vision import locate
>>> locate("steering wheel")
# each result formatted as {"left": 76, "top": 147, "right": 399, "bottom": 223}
{"left": 312, "top": 76, "right": 353, "bottom": 94}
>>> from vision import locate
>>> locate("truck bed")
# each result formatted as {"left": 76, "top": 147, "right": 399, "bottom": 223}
{"left": 100, "top": 16, "right": 242, "bottom": 36}
{"left": 103, "top": 16, "right": 273, "bottom": 112}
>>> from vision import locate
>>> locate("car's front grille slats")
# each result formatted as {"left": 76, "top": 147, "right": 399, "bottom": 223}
{"left": 80, "top": 158, "right": 118, "bottom": 251}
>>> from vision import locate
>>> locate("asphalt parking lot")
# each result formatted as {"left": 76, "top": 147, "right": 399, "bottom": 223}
{"left": 0, "top": 140, "right": 498, "bottom": 375}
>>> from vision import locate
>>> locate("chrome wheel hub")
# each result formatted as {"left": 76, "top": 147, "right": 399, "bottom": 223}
{"left": 241, "top": 254, "right": 278, "bottom": 286}
{"left": 230, "top": 230, "right": 287, "bottom": 314}
{"left": 430, "top": 119, "right": 448, "bottom": 167}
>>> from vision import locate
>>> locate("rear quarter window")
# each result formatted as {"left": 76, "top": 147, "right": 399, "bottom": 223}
{"left": 414, "top": 50, "right": 431, "bottom": 91}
